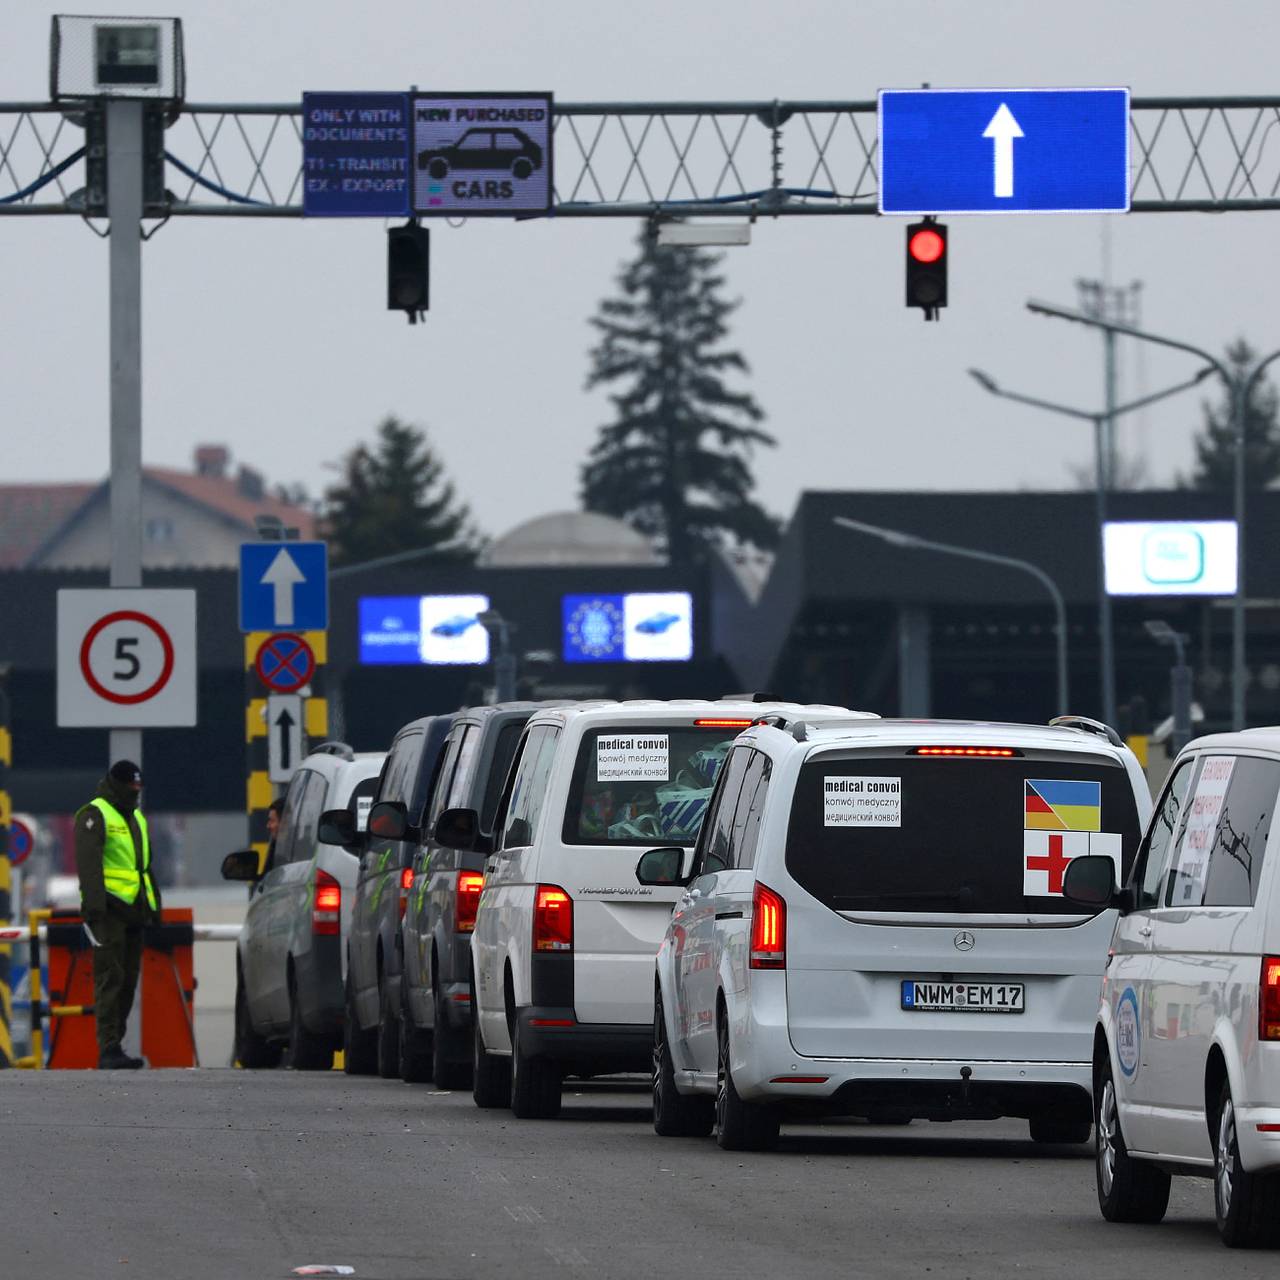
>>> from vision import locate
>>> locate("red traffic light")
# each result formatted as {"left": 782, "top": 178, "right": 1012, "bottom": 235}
{"left": 908, "top": 227, "right": 946, "bottom": 264}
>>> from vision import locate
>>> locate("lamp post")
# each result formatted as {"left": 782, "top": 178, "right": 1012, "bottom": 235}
{"left": 1027, "top": 299, "right": 1280, "bottom": 731}
{"left": 477, "top": 610, "right": 517, "bottom": 704}
{"left": 832, "top": 515, "right": 1069, "bottom": 716}
{"left": 1144, "top": 619, "right": 1193, "bottom": 756}
{"left": 968, "top": 366, "right": 1213, "bottom": 727}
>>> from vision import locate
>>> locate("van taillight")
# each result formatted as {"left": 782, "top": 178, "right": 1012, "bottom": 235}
{"left": 1262, "top": 956, "right": 1280, "bottom": 1041}
{"left": 456, "top": 871, "right": 484, "bottom": 933}
{"left": 750, "top": 882, "right": 786, "bottom": 969}
{"left": 534, "top": 885, "right": 573, "bottom": 953}
{"left": 313, "top": 870, "right": 341, "bottom": 936}
{"left": 398, "top": 866, "right": 414, "bottom": 918}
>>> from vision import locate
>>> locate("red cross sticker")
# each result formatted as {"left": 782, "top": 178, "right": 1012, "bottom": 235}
{"left": 1026, "top": 833, "right": 1072, "bottom": 895}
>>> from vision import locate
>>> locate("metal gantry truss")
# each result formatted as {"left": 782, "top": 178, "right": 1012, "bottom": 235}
{"left": 4, "top": 96, "right": 1280, "bottom": 217}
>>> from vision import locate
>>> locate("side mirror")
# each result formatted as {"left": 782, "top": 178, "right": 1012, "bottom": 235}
{"left": 1062, "top": 855, "right": 1121, "bottom": 910}
{"left": 368, "top": 800, "right": 418, "bottom": 842}
{"left": 221, "top": 849, "right": 261, "bottom": 882}
{"left": 434, "top": 807, "right": 482, "bottom": 852}
{"left": 318, "top": 808, "right": 356, "bottom": 847}
{"left": 635, "top": 846, "right": 694, "bottom": 887}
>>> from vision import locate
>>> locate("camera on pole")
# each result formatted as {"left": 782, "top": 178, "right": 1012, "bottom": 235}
{"left": 387, "top": 221, "right": 430, "bottom": 323}
{"left": 905, "top": 218, "right": 947, "bottom": 320}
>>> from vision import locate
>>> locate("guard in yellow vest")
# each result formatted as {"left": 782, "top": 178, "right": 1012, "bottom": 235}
{"left": 73, "top": 760, "right": 161, "bottom": 1069}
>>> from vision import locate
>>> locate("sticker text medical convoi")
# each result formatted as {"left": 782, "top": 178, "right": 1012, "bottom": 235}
{"left": 596, "top": 735, "right": 670, "bottom": 783}
{"left": 823, "top": 776, "right": 902, "bottom": 827}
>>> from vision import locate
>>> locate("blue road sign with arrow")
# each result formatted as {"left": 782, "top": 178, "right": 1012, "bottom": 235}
{"left": 878, "top": 88, "right": 1130, "bottom": 215}
{"left": 239, "top": 542, "right": 329, "bottom": 632}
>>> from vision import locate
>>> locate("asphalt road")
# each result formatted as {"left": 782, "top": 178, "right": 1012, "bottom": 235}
{"left": 0, "top": 1070, "right": 1273, "bottom": 1279}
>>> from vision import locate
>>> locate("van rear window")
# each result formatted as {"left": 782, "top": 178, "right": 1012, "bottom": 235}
{"left": 785, "top": 755, "right": 1141, "bottom": 916}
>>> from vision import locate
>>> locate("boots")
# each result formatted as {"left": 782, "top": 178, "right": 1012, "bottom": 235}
{"left": 98, "top": 1044, "right": 144, "bottom": 1070}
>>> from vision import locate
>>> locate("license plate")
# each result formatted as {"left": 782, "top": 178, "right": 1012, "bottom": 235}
{"left": 901, "top": 980, "right": 1025, "bottom": 1014}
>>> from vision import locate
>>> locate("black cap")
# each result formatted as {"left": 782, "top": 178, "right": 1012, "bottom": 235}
{"left": 108, "top": 760, "right": 143, "bottom": 788}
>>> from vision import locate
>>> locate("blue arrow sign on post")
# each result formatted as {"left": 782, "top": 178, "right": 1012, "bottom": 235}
{"left": 878, "top": 88, "right": 1130, "bottom": 215}
{"left": 239, "top": 542, "right": 329, "bottom": 632}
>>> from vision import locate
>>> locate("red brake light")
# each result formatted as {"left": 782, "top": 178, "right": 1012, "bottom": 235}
{"left": 694, "top": 718, "right": 754, "bottom": 728}
{"left": 455, "top": 871, "right": 484, "bottom": 933}
{"left": 912, "top": 746, "right": 1018, "bottom": 758}
{"left": 397, "top": 865, "right": 415, "bottom": 918}
{"left": 313, "top": 869, "right": 341, "bottom": 936}
{"left": 750, "top": 882, "right": 786, "bottom": 970}
{"left": 1262, "top": 956, "right": 1280, "bottom": 1041}
{"left": 534, "top": 884, "right": 573, "bottom": 953}
{"left": 908, "top": 228, "right": 945, "bottom": 264}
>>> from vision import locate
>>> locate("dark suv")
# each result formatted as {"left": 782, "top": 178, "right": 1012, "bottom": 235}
{"left": 339, "top": 714, "right": 453, "bottom": 1079}
{"left": 417, "top": 128, "right": 543, "bottom": 181}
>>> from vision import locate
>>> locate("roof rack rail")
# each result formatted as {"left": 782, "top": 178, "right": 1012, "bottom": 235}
{"left": 1048, "top": 716, "right": 1124, "bottom": 748}
{"left": 309, "top": 740, "right": 355, "bottom": 761}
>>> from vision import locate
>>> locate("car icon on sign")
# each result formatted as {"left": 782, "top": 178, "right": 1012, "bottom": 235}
{"left": 431, "top": 614, "right": 480, "bottom": 638}
{"left": 633, "top": 612, "right": 682, "bottom": 635}
{"left": 417, "top": 128, "right": 543, "bottom": 181}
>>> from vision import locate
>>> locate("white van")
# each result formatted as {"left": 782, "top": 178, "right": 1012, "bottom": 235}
{"left": 1065, "top": 728, "right": 1280, "bottom": 1248}
{"left": 641, "top": 715, "right": 1151, "bottom": 1150}
{"left": 447, "top": 700, "right": 870, "bottom": 1118}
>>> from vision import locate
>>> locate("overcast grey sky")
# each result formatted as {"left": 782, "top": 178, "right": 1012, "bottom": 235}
{"left": 4, "top": 1, "right": 1280, "bottom": 541}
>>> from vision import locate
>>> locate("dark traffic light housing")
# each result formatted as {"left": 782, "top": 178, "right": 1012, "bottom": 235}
{"left": 906, "top": 218, "right": 947, "bottom": 320}
{"left": 388, "top": 221, "right": 430, "bottom": 322}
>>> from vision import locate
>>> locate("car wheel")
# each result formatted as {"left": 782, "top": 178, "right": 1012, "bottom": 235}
{"left": 431, "top": 974, "right": 472, "bottom": 1091}
{"left": 511, "top": 157, "right": 533, "bottom": 180}
{"left": 471, "top": 1002, "right": 512, "bottom": 1109}
{"left": 288, "top": 970, "right": 333, "bottom": 1071}
{"left": 375, "top": 967, "right": 401, "bottom": 1080}
{"left": 714, "top": 1014, "right": 779, "bottom": 1152}
{"left": 653, "top": 988, "right": 714, "bottom": 1138}
{"left": 233, "top": 969, "right": 281, "bottom": 1069}
{"left": 1095, "top": 1057, "right": 1170, "bottom": 1223}
{"left": 1030, "top": 1109, "right": 1092, "bottom": 1145}
{"left": 342, "top": 963, "right": 378, "bottom": 1076}
{"left": 398, "top": 977, "right": 434, "bottom": 1084}
{"left": 428, "top": 157, "right": 448, "bottom": 179}
{"left": 1214, "top": 1079, "right": 1280, "bottom": 1247}
{"left": 510, "top": 1015, "right": 562, "bottom": 1120}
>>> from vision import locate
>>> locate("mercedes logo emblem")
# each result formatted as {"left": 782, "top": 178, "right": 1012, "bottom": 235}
{"left": 954, "top": 930, "right": 976, "bottom": 952}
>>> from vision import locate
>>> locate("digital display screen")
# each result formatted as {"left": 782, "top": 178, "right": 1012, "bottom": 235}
{"left": 359, "top": 594, "right": 491, "bottom": 665}
{"left": 563, "top": 592, "right": 694, "bottom": 663}
{"left": 1103, "top": 521, "right": 1238, "bottom": 596}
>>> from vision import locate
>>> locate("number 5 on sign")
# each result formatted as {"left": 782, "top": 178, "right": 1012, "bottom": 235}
{"left": 56, "top": 589, "right": 198, "bottom": 728}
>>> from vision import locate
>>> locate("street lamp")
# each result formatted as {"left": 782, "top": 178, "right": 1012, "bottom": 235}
{"left": 1027, "top": 297, "right": 1280, "bottom": 731}
{"left": 832, "top": 515, "right": 1069, "bottom": 716}
{"left": 477, "top": 609, "right": 517, "bottom": 704}
{"left": 967, "top": 365, "right": 1213, "bottom": 727}
{"left": 1144, "top": 619, "right": 1193, "bottom": 755}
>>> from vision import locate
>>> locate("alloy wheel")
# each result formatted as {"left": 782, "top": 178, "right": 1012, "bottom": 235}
{"left": 1216, "top": 1096, "right": 1236, "bottom": 1219}
{"left": 715, "top": 1022, "right": 728, "bottom": 1136}
{"left": 1098, "top": 1079, "right": 1118, "bottom": 1197}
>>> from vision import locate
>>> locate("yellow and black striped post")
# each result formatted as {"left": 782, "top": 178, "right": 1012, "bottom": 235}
{"left": 244, "top": 631, "right": 328, "bottom": 872}
{"left": 1, "top": 675, "right": 13, "bottom": 1069}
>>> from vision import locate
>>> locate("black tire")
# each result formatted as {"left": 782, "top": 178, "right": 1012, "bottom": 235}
{"left": 1213, "top": 1079, "right": 1280, "bottom": 1248}
{"left": 233, "top": 970, "right": 281, "bottom": 1069}
{"left": 715, "top": 1015, "right": 780, "bottom": 1152}
{"left": 472, "top": 1009, "right": 512, "bottom": 1109}
{"left": 512, "top": 157, "right": 533, "bottom": 180}
{"left": 1030, "top": 1110, "right": 1093, "bottom": 1145}
{"left": 431, "top": 974, "right": 472, "bottom": 1091}
{"left": 288, "top": 971, "right": 333, "bottom": 1071}
{"left": 342, "top": 964, "right": 378, "bottom": 1076}
{"left": 1095, "top": 1057, "right": 1170, "bottom": 1223}
{"left": 376, "top": 967, "right": 401, "bottom": 1080}
{"left": 510, "top": 1016, "right": 562, "bottom": 1120}
{"left": 428, "top": 157, "right": 448, "bottom": 179}
{"left": 398, "top": 978, "right": 434, "bottom": 1084}
{"left": 653, "top": 989, "right": 713, "bottom": 1137}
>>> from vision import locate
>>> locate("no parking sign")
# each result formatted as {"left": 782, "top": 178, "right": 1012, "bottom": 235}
{"left": 57, "top": 589, "right": 197, "bottom": 727}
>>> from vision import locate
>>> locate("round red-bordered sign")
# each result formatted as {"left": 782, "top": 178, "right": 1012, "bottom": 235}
{"left": 255, "top": 632, "right": 316, "bottom": 694}
{"left": 79, "top": 610, "right": 176, "bottom": 705}
{"left": 7, "top": 818, "right": 34, "bottom": 866}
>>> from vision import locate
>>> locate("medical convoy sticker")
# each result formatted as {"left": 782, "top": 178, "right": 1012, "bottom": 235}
{"left": 1116, "top": 986, "right": 1140, "bottom": 1077}
{"left": 1023, "top": 778, "right": 1121, "bottom": 896}
{"left": 823, "top": 776, "right": 902, "bottom": 827}
{"left": 596, "top": 735, "right": 669, "bottom": 783}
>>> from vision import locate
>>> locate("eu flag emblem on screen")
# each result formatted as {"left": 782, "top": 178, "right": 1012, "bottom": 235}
{"left": 564, "top": 594, "right": 625, "bottom": 663}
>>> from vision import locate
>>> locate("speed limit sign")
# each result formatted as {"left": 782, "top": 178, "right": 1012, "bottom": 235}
{"left": 57, "top": 589, "right": 197, "bottom": 727}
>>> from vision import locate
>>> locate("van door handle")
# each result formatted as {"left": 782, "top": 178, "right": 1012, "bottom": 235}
{"left": 1138, "top": 925, "right": 1153, "bottom": 938}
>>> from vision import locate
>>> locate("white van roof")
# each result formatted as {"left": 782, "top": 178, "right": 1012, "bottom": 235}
{"left": 526, "top": 700, "right": 877, "bottom": 730}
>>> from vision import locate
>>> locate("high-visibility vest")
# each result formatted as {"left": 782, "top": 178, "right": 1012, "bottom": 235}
{"left": 82, "top": 797, "right": 156, "bottom": 911}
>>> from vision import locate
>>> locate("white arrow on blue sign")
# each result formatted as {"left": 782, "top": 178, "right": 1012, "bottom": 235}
{"left": 878, "top": 88, "right": 1130, "bottom": 215}
{"left": 239, "top": 542, "right": 329, "bottom": 632}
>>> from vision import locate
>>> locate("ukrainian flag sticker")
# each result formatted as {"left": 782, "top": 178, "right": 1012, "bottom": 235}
{"left": 1025, "top": 778, "right": 1101, "bottom": 832}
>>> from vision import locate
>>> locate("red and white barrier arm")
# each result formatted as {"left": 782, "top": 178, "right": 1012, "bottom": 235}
{"left": 0, "top": 923, "right": 242, "bottom": 943}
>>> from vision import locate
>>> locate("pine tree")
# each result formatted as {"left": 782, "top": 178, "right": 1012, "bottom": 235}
{"left": 323, "top": 416, "right": 480, "bottom": 565}
{"left": 581, "top": 229, "right": 778, "bottom": 566}
{"left": 1189, "top": 339, "right": 1280, "bottom": 490}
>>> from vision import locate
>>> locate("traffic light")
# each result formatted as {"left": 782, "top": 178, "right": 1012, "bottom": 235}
{"left": 387, "top": 222, "right": 430, "bottom": 322}
{"left": 905, "top": 219, "right": 947, "bottom": 320}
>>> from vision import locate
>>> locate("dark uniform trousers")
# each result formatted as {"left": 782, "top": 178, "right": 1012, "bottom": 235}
{"left": 92, "top": 904, "right": 144, "bottom": 1054}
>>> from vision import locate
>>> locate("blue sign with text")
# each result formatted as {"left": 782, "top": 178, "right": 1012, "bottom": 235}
{"left": 303, "top": 92, "right": 411, "bottom": 217}
{"left": 239, "top": 542, "right": 329, "bottom": 632}
{"left": 879, "top": 88, "right": 1129, "bottom": 215}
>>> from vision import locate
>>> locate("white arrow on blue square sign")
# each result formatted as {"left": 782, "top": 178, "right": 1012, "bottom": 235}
{"left": 878, "top": 88, "right": 1130, "bottom": 215}
{"left": 239, "top": 542, "right": 329, "bottom": 632}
